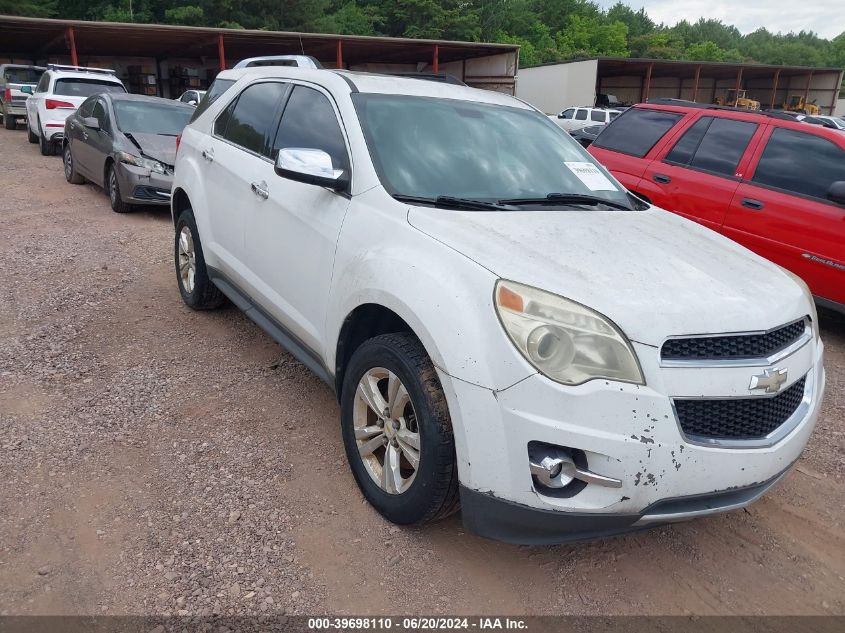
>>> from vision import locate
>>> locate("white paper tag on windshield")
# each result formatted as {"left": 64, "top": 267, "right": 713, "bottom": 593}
{"left": 564, "top": 162, "right": 617, "bottom": 191}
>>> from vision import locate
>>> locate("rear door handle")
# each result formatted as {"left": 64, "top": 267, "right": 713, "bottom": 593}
{"left": 201, "top": 148, "right": 214, "bottom": 162}
{"left": 250, "top": 181, "right": 269, "bottom": 200}
{"left": 653, "top": 174, "right": 671, "bottom": 184}
{"left": 741, "top": 198, "right": 764, "bottom": 210}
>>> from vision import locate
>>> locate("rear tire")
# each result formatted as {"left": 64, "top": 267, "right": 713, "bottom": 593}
{"left": 106, "top": 164, "right": 131, "bottom": 213}
{"left": 37, "top": 118, "right": 53, "bottom": 156}
{"left": 4, "top": 113, "right": 16, "bottom": 130}
{"left": 27, "top": 120, "right": 37, "bottom": 143}
{"left": 340, "top": 333, "right": 459, "bottom": 525}
{"left": 63, "top": 143, "right": 84, "bottom": 184}
{"left": 174, "top": 208, "right": 226, "bottom": 310}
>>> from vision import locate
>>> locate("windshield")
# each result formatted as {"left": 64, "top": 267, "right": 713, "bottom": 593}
{"left": 114, "top": 100, "right": 192, "bottom": 135}
{"left": 4, "top": 66, "right": 43, "bottom": 83}
{"left": 54, "top": 78, "right": 125, "bottom": 97}
{"left": 352, "top": 94, "right": 631, "bottom": 208}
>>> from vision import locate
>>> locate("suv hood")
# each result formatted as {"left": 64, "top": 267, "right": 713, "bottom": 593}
{"left": 124, "top": 132, "right": 176, "bottom": 167}
{"left": 407, "top": 206, "right": 809, "bottom": 345}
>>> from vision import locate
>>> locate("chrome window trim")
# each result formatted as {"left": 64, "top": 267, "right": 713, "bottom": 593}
{"left": 659, "top": 317, "right": 810, "bottom": 368}
{"left": 670, "top": 370, "right": 813, "bottom": 449}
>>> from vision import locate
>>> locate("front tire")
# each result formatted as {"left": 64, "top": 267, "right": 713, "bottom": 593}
{"left": 174, "top": 208, "right": 225, "bottom": 310}
{"left": 106, "top": 164, "right": 131, "bottom": 213}
{"left": 340, "top": 333, "right": 459, "bottom": 525}
{"left": 63, "top": 144, "right": 84, "bottom": 184}
{"left": 37, "top": 118, "right": 53, "bottom": 156}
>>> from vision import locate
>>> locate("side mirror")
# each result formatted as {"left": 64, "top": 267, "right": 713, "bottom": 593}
{"left": 557, "top": 112, "right": 565, "bottom": 118}
{"left": 827, "top": 181, "right": 845, "bottom": 206}
{"left": 82, "top": 116, "right": 100, "bottom": 130}
{"left": 274, "top": 148, "right": 349, "bottom": 191}
{"left": 188, "top": 100, "right": 197, "bottom": 106}
{"left": 20, "top": 85, "right": 33, "bottom": 95}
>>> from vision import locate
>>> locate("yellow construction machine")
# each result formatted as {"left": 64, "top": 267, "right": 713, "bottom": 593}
{"left": 783, "top": 94, "right": 820, "bottom": 115}
{"left": 716, "top": 89, "right": 761, "bottom": 110}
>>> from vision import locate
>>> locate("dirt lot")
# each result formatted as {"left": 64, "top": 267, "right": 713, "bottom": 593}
{"left": 0, "top": 128, "right": 843, "bottom": 618}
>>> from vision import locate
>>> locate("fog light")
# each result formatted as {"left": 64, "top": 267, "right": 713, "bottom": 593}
{"left": 528, "top": 441, "right": 623, "bottom": 491}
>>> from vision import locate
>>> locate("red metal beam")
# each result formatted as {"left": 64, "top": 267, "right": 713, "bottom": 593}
{"left": 66, "top": 26, "right": 78, "bottom": 66}
{"left": 803, "top": 71, "right": 814, "bottom": 104}
{"left": 692, "top": 65, "right": 701, "bottom": 102}
{"left": 735, "top": 66, "right": 743, "bottom": 93}
{"left": 336, "top": 40, "right": 343, "bottom": 69}
{"left": 770, "top": 68, "right": 781, "bottom": 109}
{"left": 830, "top": 71, "right": 843, "bottom": 115}
{"left": 432, "top": 44, "right": 439, "bottom": 74}
{"left": 642, "top": 62, "right": 653, "bottom": 102}
{"left": 217, "top": 33, "right": 226, "bottom": 72}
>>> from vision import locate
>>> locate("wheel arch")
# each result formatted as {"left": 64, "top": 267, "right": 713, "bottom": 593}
{"left": 334, "top": 303, "right": 416, "bottom": 398}
{"left": 171, "top": 187, "right": 191, "bottom": 227}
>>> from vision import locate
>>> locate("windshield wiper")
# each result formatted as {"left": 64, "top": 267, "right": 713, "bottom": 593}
{"left": 498, "top": 193, "right": 632, "bottom": 211}
{"left": 393, "top": 194, "right": 508, "bottom": 211}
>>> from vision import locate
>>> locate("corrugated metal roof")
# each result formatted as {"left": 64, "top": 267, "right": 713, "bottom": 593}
{"left": 0, "top": 14, "right": 519, "bottom": 65}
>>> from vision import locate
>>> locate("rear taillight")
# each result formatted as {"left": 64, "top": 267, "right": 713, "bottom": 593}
{"left": 3, "top": 88, "right": 10, "bottom": 102}
{"left": 45, "top": 99, "right": 75, "bottom": 110}
{"left": 175, "top": 133, "right": 181, "bottom": 156}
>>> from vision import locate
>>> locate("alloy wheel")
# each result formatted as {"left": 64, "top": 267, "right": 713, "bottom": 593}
{"left": 109, "top": 169, "right": 118, "bottom": 205}
{"left": 64, "top": 147, "right": 73, "bottom": 181}
{"left": 177, "top": 226, "right": 197, "bottom": 294}
{"left": 353, "top": 367, "right": 421, "bottom": 494}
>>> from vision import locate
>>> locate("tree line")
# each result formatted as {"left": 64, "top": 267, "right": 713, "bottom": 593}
{"left": 3, "top": 0, "right": 845, "bottom": 70}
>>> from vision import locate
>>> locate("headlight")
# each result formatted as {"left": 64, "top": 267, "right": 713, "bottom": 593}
{"left": 778, "top": 266, "right": 819, "bottom": 340}
{"left": 117, "top": 151, "right": 168, "bottom": 174}
{"left": 494, "top": 280, "right": 644, "bottom": 386}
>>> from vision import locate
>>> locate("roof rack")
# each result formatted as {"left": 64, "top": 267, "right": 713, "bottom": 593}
{"left": 46, "top": 64, "right": 116, "bottom": 75}
{"left": 646, "top": 98, "right": 798, "bottom": 122}
{"left": 233, "top": 55, "right": 322, "bottom": 69}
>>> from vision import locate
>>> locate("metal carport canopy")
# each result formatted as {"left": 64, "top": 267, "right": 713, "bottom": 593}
{"left": 0, "top": 14, "right": 518, "bottom": 69}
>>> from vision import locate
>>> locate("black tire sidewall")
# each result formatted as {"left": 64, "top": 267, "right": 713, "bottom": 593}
{"left": 174, "top": 208, "right": 217, "bottom": 308}
{"left": 38, "top": 118, "right": 51, "bottom": 155}
{"left": 63, "top": 144, "right": 74, "bottom": 182}
{"left": 107, "top": 165, "right": 125, "bottom": 212}
{"left": 340, "top": 335, "right": 456, "bottom": 525}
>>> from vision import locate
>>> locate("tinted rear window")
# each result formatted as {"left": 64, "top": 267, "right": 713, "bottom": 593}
{"left": 54, "top": 78, "right": 125, "bottom": 97}
{"left": 665, "top": 116, "right": 758, "bottom": 177}
{"left": 3, "top": 66, "right": 43, "bottom": 83}
{"left": 190, "top": 78, "right": 235, "bottom": 123}
{"left": 593, "top": 108, "right": 683, "bottom": 157}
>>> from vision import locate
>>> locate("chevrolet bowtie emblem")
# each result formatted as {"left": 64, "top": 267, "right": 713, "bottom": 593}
{"left": 749, "top": 368, "right": 788, "bottom": 394}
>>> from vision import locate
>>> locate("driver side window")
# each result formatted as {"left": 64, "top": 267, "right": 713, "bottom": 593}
{"left": 92, "top": 100, "right": 108, "bottom": 129}
{"left": 560, "top": 108, "right": 575, "bottom": 119}
{"left": 272, "top": 85, "right": 349, "bottom": 172}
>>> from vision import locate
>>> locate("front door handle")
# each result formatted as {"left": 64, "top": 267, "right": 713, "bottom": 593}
{"left": 250, "top": 181, "right": 269, "bottom": 200}
{"left": 741, "top": 198, "right": 764, "bottom": 210}
{"left": 653, "top": 173, "right": 671, "bottom": 184}
{"left": 201, "top": 148, "right": 214, "bottom": 162}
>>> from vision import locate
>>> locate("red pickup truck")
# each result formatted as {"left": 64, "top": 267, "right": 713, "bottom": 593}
{"left": 588, "top": 101, "right": 845, "bottom": 312}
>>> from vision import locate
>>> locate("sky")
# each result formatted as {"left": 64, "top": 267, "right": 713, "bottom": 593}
{"left": 596, "top": 1, "right": 845, "bottom": 39}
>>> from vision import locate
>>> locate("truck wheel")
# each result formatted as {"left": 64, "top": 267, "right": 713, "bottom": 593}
{"left": 37, "top": 118, "right": 53, "bottom": 156}
{"left": 27, "top": 120, "right": 37, "bottom": 143}
{"left": 340, "top": 333, "right": 459, "bottom": 525}
{"left": 63, "top": 144, "right": 84, "bottom": 184}
{"left": 106, "top": 164, "right": 131, "bottom": 213}
{"left": 4, "top": 113, "right": 16, "bottom": 130}
{"left": 174, "top": 208, "right": 225, "bottom": 310}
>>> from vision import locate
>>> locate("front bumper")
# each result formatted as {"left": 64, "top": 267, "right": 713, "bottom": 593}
{"left": 116, "top": 162, "right": 173, "bottom": 206}
{"left": 460, "top": 464, "right": 791, "bottom": 544}
{"left": 443, "top": 337, "right": 824, "bottom": 544}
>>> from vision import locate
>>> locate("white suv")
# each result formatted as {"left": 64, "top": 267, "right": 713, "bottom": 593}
{"left": 552, "top": 107, "right": 621, "bottom": 132}
{"left": 171, "top": 67, "right": 825, "bottom": 544}
{"left": 25, "top": 64, "right": 125, "bottom": 156}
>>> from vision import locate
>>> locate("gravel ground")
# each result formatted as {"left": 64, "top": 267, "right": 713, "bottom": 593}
{"left": 0, "top": 127, "right": 843, "bottom": 617}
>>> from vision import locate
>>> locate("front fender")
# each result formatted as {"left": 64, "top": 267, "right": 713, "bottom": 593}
{"left": 326, "top": 191, "right": 533, "bottom": 393}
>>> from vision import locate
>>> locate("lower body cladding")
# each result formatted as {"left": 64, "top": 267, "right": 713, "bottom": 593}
{"left": 115, "top": 162, "right": 173, "bottom": 206}
{"left": 442, "top": 339, "right": 825, "bottom": 544}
